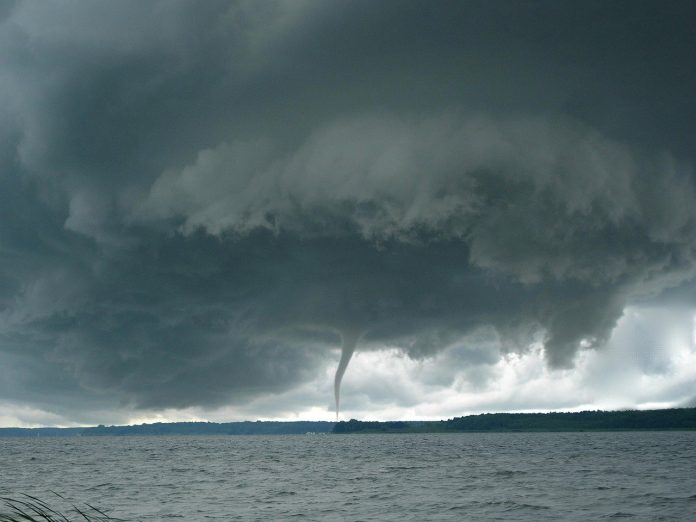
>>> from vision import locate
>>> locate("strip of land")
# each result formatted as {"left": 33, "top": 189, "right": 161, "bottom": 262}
{"left": 1, "top": 408, "right": 694, "bottom": 437}
{"left": 0, "top": 421, "right": 334, "bottom": 437}
{"left": 333, "top": 408, "right": 696, "bottom": 433}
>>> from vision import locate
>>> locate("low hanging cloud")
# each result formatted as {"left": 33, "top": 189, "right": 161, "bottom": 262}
{"left": 138, "top": 112, "right": 695, "bottom": 281}
{"left": 134, "top": 112, "right": 696, "bottom": 363}
{"left": 1, "top": 1, "right": 696, "bottom": 424}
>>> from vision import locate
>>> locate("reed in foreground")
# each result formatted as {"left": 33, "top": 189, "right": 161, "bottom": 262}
{"left": 0, "top": 494, "right": 119, "bottom": 522}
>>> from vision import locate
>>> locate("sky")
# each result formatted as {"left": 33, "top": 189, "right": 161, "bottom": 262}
{"left": 1, "top": 0, "right": 696, "bottom": 427}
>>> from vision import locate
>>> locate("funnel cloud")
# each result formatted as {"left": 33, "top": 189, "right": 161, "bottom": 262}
{"left": 334, "top": 330, "right": 362, "bottom": 420}
{"left": 1, "top": 1, "right": 696, "bottom": 425}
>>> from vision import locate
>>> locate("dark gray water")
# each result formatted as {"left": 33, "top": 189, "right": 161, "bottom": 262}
{"left": 2, "top": 432, "right": 696, "bottom": 521}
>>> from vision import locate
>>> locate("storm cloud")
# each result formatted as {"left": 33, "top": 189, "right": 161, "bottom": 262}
{"left": 1, "top": 0, "right": 695, "bottom": 424}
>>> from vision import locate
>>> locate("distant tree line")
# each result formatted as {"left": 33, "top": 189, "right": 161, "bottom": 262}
{"left": 332, "top": 408, "right": 696, "bottom": 434}
{"left": 0, "top": 421, "right": 335, "bottom": 437}
{"left": 2, "top": 409, "right": 695, "bottom": 437}
{"left": 82, "top": 421, "right": 335, "bottom": 436}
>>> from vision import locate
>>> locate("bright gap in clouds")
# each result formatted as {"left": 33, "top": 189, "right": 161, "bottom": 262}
{"left": 130, "top": 306, "right": 696, "bottom": 425}
{"left": 337, "top": 306, "right": 696, "bottom": 420}
{"left": 326, "top": 306, "right": 692, "bottom": 421}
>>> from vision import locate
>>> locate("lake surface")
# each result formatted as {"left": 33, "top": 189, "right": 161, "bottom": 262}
{"left": 1, "top": 431, "right": 696, "bottom": 521}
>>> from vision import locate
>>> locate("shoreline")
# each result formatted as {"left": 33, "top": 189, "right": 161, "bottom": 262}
{"left": 2, "top": 407, "right": 695, "bottom": 437}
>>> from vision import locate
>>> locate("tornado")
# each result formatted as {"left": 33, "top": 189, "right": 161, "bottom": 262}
{"left": 334, "top": 330, "right": 361, "bottom": 420}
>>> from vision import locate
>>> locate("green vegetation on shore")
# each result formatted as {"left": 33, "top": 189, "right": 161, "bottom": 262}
{"left": 333, "top": 408, "right": 696, "bottom": 433}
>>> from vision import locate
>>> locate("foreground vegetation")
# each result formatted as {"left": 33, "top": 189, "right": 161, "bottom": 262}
{"left": 0, "top": 495, "right": 117, "bottom": 522}
{"left": 333, "top": 408, "right": 696, "bottom": 433}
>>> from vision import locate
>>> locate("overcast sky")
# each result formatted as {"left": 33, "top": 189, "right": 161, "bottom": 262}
{"left": 1, "top": 0, "right": 695, "bottom": 427}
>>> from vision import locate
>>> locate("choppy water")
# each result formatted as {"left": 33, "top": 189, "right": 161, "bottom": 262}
{"left": 1, "top": 431, "right": 696, "bottom": 521}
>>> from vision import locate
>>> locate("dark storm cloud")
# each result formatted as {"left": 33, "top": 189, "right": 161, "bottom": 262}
{"left": 1, "top": 0, "right": 695, "bottom": 420}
